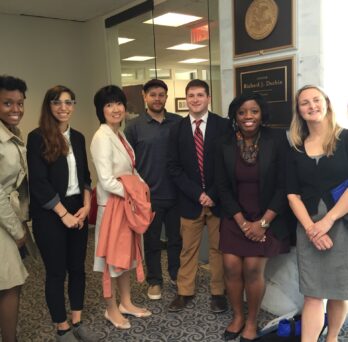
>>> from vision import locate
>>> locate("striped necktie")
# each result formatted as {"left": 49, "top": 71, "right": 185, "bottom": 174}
{"left": 194, "top": 119, "right": 205, "bottom": 188}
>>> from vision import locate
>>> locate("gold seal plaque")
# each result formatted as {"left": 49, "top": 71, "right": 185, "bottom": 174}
{"left": 245, "top": 0, "right": 279, "bottom": 40}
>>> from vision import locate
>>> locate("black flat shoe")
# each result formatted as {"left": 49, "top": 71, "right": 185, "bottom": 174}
{"left": 240, "top": 336, "right": 260, "bottom": 342}
{"left": 223, "top": 325, "right": 245, "bottom": 340}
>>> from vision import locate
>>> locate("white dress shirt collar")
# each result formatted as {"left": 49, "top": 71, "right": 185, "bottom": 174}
{"left": 189, "top": 111, "right": 209, "bottom": 139}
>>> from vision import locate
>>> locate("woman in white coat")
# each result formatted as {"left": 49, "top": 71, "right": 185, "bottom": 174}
{"left": 90, "top": 85, "right": 151, "bottom": 330}
{"left": 0, "top": 75, "right": 28, "bottom": 342}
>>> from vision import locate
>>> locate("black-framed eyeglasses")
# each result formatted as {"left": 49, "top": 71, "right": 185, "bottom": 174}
{"left": 50, "top": 100, "right": 76, "bottom": 107}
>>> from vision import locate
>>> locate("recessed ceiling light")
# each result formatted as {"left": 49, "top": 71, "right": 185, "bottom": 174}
{"left": 167, "top": 43, "right": 206, "bottom": 51}
{"left": 143, "top": 12, "right": 202, "bottom": 27}
{"left": 121, "top": 73, "right": 134, "bottom": 77}
{"left": 122, "top": 56, "right": 155, "bottom": 61}
{"left": 179, "top": 58, "right": 208, "bottom": 64}
{"left": 118, "top": 37, "right": 135, "bottom": 45}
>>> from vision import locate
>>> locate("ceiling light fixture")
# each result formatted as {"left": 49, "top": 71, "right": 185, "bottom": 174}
{"left": 167, "top": 43, "right": 206, "bottom": 51}
{"left": 118, "top": 37, "right": 135, "bottom": 45}
{"left": 179, "top": 58, "right": 208, "bottom": 64}
{"left": 122, "top": 56, "right": 155, "bottom": 61}
{"left": 143, "top": 12, "right": 202, "bottom": 27}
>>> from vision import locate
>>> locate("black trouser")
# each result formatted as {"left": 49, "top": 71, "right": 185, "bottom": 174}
{"left": 144, "top": 199, "right": 182, "bottom": 285}
{"left": 32, "top": 195, "right": 88, "bottom": 323}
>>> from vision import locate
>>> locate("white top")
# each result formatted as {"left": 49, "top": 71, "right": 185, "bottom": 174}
{"left": 189, "top": 111, "right": 208, "bottom": 139}
{"left": 63, "top": 127, "right": 80, "bottom": 196}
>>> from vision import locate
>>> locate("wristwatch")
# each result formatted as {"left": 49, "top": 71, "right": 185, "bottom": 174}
{"left": 260, "top": 219, "right": 270, "bottom": 229}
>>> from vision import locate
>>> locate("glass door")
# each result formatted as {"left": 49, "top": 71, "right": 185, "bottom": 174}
{"left": 105, "top": 0, "right": 221, "bottom": 116}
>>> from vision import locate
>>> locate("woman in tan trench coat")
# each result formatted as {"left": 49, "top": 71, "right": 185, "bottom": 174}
{"left": 0, "top": 75, "right": 29, "bottom": 342}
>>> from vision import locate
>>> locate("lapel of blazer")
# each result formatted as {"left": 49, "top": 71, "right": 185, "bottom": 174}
{"left": 182, "top": 116, "right": 197, "bottom": 160}
{"left": 204, "top": 112, "right": 214, "bottom": 150}
{"left": 258, "top": 128, "right": 273, "bottom": 193}
{"left": 100, "top": 124, "right": 133, "bottom": 168}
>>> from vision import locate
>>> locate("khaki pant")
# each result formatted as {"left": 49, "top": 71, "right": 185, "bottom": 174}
{"left": 177, "top": 207, "right": 224, "bottom": 296}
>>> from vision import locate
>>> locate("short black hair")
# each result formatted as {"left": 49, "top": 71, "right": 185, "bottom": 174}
{"left": 93, "top": 85, "right": 127, "bottom": 124}
{"left": 143, "top": 79, "right": 168, "bottom": 93}
{"left": 228, "top": 93, "right": 270, "bottom": 129}
{"left": 0, "top": 75, "right": 27, "bottom": 98}
{"left": 185, "top": 79, "right": 210, "bottom": 96}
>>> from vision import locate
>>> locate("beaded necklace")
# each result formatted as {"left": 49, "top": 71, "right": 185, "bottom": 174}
{"left": 236, "top": 130, "right": 261, "bottom": 164}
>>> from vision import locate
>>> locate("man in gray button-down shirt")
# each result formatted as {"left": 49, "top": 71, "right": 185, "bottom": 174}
{"left": 124, "top": 79, "right": 182, "bottom": 300}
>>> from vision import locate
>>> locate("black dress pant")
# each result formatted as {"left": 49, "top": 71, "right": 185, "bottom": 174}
{"left": 144, "top": 199, "right": 182, "bottom": 285}
{"left": 32, "top": 195, "right": 88, "bottom": 323}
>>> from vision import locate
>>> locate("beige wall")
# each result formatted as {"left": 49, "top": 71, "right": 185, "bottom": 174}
{"left": 0, "top": 13, "right": 109, "bottom": 184}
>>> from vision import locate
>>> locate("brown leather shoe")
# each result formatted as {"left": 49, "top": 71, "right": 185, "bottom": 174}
{"left": 210, "top": 295, "right": 228, "bottom": 313}
{"left": 168, "top": 295, "right": 193, "bottom": 312}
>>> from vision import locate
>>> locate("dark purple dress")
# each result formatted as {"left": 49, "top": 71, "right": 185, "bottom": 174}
{"left": 219, "top": 154, "right": 289, "bottom": 257}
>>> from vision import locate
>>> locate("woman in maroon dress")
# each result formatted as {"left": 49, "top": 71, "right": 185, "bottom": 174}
{"left": 215, "top": 93, "right": 291, "bottom": 342}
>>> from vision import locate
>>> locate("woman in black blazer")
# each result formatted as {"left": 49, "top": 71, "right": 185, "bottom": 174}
{"left": 215, "top": 93, "right": 290, "bottom": 342}
{"left": 27, "top": 86, "right": 97, "bottom": 342}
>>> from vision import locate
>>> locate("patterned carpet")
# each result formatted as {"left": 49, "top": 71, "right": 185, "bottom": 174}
{"left": 15, "top": 229, "right": 348, "bottom": 342}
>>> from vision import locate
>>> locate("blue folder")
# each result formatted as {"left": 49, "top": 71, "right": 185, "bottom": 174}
{"left": 331, "top": 179, "right": 348, "bottom": 203}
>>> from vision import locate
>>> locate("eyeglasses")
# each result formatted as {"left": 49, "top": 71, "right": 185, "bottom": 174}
{"left": 50, "top": 100, "right": 76, "bottom": 107}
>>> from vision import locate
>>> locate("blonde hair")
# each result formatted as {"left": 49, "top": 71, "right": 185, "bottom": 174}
{"left": 289, "top": 85, "right": 342, "bottom": 156}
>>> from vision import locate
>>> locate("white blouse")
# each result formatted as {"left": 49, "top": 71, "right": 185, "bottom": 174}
{"left": 63, "top": 127, "right": 80, "bottom": 196}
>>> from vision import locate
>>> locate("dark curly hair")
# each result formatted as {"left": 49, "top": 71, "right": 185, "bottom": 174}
{"left": 0, "top": 75, "right": 27, "bottom": 97}
{"left": 228, "top": 93, "right": 270, "bottom": 130}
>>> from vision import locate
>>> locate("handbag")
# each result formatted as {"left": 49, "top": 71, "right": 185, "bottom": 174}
{"left": 88, "top": 187, "right": 98, "bottom": 225}
{"left": 259, "top": 315, "right": 301, "bottom": 342}
{"left": 259, "top": 314, "right": 327, "bottom": 342}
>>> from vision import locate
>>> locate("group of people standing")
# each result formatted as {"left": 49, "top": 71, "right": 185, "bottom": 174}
{"left": 0, "top": 73, "right": 347, "bottom": 342}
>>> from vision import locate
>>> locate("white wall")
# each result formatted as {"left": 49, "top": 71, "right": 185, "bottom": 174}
{"left": 218, "top": 0, "right": 234, "bottom": 117}
{"left": 322, "top": 0, "right": 348, "bottom": 127}
{"left": 297, "top": 0, "right": 323, "bottom": 87}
